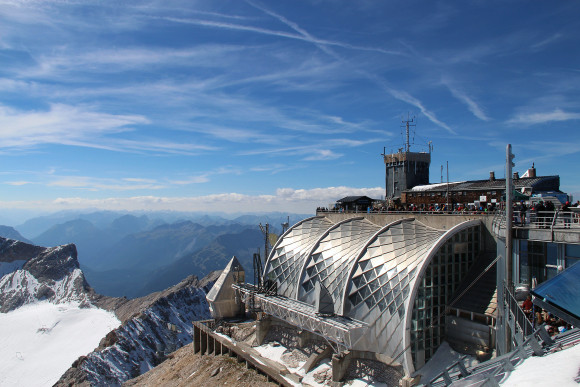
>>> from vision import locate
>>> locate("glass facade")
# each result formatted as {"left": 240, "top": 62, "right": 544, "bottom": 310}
{"left": 410, "top": 225, "right": 481, "bottom": 369}
{"left": 565, "top": 244, "right": 580, "bottom": 268}
{"left": 518, "top": 240, "right": 559, "bottom": 286}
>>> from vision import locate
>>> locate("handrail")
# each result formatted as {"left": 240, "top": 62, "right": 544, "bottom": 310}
{"left": 511, "top": 210, "right": 579, "bottom": 230}
{"left": 504, "top": 283, "right": 534, "bottom": 340}
{"left": 446, "top": 255, "right": 500, "bottom": 313}
{"left": 316, "top": 209, "right": 497, "bottom": 215}
{"left": 426, "top": 325, "right": 548, "bottom": 386}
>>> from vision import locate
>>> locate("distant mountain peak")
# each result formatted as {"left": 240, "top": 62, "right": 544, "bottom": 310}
{"left": 0, "top": 225, "right": 33, "bottom": 244}
{"left": 0, "top": 237, "right": 93, "bottom": 312}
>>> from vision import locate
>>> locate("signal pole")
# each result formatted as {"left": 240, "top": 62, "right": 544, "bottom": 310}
{"left": 401, "top": 114, "right": 416, "bottom": 153}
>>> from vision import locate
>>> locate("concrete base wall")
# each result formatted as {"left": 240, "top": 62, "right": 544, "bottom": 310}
{"left": 193, "top": 320, "right": 298, "bottom": 386}
{"left": 331, "top": 350, "right": 403, "bottom": 384}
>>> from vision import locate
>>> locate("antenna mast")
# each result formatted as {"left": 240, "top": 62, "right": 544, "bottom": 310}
{"left": 259, "top": 223, "right": 270, "bottom": 260}
{"left": 401, "top": 114, "right": 416, "bottom": 152}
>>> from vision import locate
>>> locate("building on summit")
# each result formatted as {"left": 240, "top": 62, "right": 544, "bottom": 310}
{"left": 260, "top": 215, "right": 487, "bottom": 373}
{"left": 383, "top": 117, "right": 431, "bottom": 200}
{"left": 402, "top": 165, "right": 562, "bottom": 208}
{"left": 204, "top": 135, "right": 580, "bottom": 385}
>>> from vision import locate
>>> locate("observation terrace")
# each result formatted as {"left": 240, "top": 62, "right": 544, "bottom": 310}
{"left": 316, "top": 208, "right": 495, "bottom": 234}
{"left": 493, "top": 209, "right": 580, "bottom": 245}
{"left": 316, "top": 208, "right": 580, "bottom": 245}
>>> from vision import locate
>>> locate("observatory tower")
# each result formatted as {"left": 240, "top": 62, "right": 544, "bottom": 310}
{"left": 383, "top": 117, "right": 431, "bottom": 199}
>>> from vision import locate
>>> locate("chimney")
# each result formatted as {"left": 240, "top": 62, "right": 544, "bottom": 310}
{"left": 528, "top": 162, "right": 536, "bottom": 178}
{"left": 489, "top": 171, "right": 495, "bottom": 181}
{"left": 513, "top": 172, "right": 519, "bottom": 180}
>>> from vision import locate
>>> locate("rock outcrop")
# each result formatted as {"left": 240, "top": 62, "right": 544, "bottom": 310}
{"left": 0, "top": 235, "right": 222, "bottom": 386}
{"left": 0, "top": 237, "right": 94, "bottom": 312}
{"left": 55, "top": 274, "right": 217, "bottom": 386}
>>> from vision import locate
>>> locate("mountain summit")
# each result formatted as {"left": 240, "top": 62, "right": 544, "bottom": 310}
{"left": 0, "top": 237, "right": 94, "bottom": 312}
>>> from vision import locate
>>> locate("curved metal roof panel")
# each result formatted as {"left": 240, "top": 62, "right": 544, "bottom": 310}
{"left": 298, "top": 217, "right": 381, "bottom": 310}
{"left": 264, "top": 216, "right": 335, "bottom": 299}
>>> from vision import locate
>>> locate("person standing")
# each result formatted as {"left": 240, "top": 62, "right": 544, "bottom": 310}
{"left": 535, "top": 201, "right": 546, "bottom": 228}
{"left": 545, "top": 200, "right": 555, "bottom": 228}
{"left": 562, "top": 201, "right": 571, "bottom": 229}
{"left": 518, "top": 201, "right": 527, "bottom": 226}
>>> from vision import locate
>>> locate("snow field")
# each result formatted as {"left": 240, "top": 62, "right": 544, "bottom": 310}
{"left": 502, "top": 342, "right": 580, "bottom": 386}
{"left": 0, "top": 301, "right": 120, "bottom": 387}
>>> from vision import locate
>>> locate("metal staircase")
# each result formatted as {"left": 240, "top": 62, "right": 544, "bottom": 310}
{"left": 445, "top": 253, "right": 498, "bottom": 357}
{"left": 425, "top": 323, "right": 580, "bottom": 386}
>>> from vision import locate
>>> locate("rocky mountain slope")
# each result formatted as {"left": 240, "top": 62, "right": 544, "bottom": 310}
{"left": 0, "top": 235, "right": 223, "bottom": 386}
{"left": 0, "top": 225, "right": 33, "bottom": 244}
{"left": 7, "top": 210, "right": 305, "bottom": 298}
{"left": 56, "top": 274, "right": 218, "bottom": 386}
{"left": 0, "top": 237, "right": 94, "bottom": 312}
{"left": 123, "top": 344, "right": 277, "bottom": 387}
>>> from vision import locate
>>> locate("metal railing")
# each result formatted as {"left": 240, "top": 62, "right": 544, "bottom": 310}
{"left": 317, "top": 208, "right": 497, "bottom": 215}
{"left": 512, "top": 210, "right": 580, "bottom": 230}
{"left": 425, "top": 325, "right": 556, "bottom": 387}
{"left": 504, "top": 284, "right": 534, "bottom": 342}
{"left": 493, "top": 209, "right": 580, "bottom": 232}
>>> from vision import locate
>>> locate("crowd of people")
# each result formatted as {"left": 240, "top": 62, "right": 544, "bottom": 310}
{"left": 521, "top": 295, "right": 573, "bottom": 336}
{"left": 317, "top": 199, "right": 579, "bottom": 230}
{"left": 317, "top": 202, "right": 498, "bottom": 214}
{"left": 515, "top": 200, "right": 579, "bottom": 228}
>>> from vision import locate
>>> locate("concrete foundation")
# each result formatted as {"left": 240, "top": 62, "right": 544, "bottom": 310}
{"left": 255, "top": 316, "right": 272, "bottom": 346}
{"left": 331, "top": 349, "right": 402, "bottom": 383}
{"left": 193, "top": 320, "right": 297, "bottom": 386}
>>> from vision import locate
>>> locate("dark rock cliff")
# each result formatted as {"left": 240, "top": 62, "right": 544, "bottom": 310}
{"left": 0, "top": 237, "right": 94, "bottom": 312}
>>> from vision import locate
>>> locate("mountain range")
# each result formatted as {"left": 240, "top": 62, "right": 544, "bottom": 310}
{"left": 0, "top": 211, "right": 307, "bottom": 298}
{"left": 0, "top": 235, "right": 219, "bottom": 386}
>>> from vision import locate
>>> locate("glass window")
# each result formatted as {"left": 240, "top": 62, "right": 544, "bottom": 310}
{"left": 410, "top": 226, "right": 480, "bottom": 370}
{"left": 565, "top": 245, "right": 580, "bottom": 268}
{"left": 566, "top": 244, "right": 580, "bottom": 258}
{"left": 547, "top": 243, "right": 558, "bottom": 266}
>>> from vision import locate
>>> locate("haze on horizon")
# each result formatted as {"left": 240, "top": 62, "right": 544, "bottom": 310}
{"left": 1, "top": 1, "right": 579, "bottom": 215}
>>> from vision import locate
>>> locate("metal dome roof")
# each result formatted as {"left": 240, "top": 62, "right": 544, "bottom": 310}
{"left": 263, "top": 215, "right": 482, "bottom": 374}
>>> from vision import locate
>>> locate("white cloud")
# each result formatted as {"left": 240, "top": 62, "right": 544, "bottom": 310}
{"left": 507, "top": 108, "right": 580, "bottom": 125}
{"left": 0, "top": 104, "right": 215, "bottom": 154}
{"left": 47, "top": 176, "right": 166, "bottom": 191}
{"left": 444, "top": 83, "right": 491, "bottom": 121}
{"left": 159, "top": 14, "right": 402, "bottom": 57}
{"left": 0, "top": 103, "right": 147, "bottom": 147}
{"left": 303, "top": 149, "right": 342, "bottom": 161}
{"left": 387, "top": 88, "right": 456, "bottom": 134}
{"left": 531, "top": 33, "right": 563, "bottom": 51}
{"left": 22, "top": 45, "right": 249, "bottom": 78}
{"left": 0, "top": 186, "right": 384, "bottom": 213}
{"left": 170, "top": 175, "right": 211, "bottom": 185}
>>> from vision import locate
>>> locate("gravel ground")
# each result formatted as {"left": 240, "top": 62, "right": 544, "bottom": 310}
{"left": 123, "top": 344, "right": 277, "bottom": 387}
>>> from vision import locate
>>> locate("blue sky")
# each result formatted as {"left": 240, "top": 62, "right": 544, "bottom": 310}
{"left": 1, "top": 0, "right": 579, "bottom": 215}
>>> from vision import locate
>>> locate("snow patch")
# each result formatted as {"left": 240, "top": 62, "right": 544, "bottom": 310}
{"left": 410, "top": 182, "right": 464, "bottom": 191}
{"left": 0, "top": 268, "right": 90, "bottom": 308}
{"left": 301, "top": 360, "right": 331, "bottom": 387}
{"left": 503, "top": 342, "right": 580, "bottom": 386}
{"left": 0, "top": 301, "right": 120, "bottom": 386}
{"left": 254, "top": 343, "right": 289, "bottom": 363}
